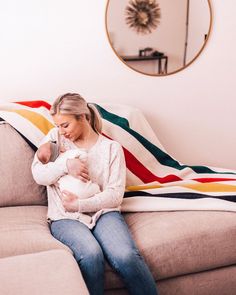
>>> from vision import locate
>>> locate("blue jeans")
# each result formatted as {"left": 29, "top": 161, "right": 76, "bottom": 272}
{"left": 50, "top": 211, "right": 158, "bottom": 295}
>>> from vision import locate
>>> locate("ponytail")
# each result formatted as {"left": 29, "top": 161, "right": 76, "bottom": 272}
{"left": 87, "top": 103, "right": 102, "bottom": 134}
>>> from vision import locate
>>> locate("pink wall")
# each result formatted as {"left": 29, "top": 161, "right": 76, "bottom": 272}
{"left": 0, "top": 0, "right": 235, "bottom": 170}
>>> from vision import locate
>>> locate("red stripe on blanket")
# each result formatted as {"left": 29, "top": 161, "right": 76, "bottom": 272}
{"left": 123, "top": 149, "right": 182, "bottom": 183}
{"left": 193, "top": 177, "right": 236, "bottom": 183}
{"left": 15, "top": 100, "right": 51, "bottom": 110}
{"left": 102, "top": 133, "right": 182, "bottom": 184}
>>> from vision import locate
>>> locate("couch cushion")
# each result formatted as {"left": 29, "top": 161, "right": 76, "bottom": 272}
{"left": 0, "top": 123, "right": 47, "bottom": 207}
{"left": 124, "top": 211, "right": 236, "bottom": 280}
{"left": 103, "top": 210, "right": 236, "bottom": 289}
{"left": 157, "top": 265, "right": 236, "bottom": 295}
{"left": 0, "top": 205, "right": 69, "bottom": 258}
{"left": 0, "top": 250, "right": 89, "bottom": 295}
{"left": 105, "top": 266, "right": 236, "bottom": 295}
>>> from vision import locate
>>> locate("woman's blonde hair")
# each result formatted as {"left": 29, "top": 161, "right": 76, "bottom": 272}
{"left": 50, "top": 93, "right": 102, "bottom": 134}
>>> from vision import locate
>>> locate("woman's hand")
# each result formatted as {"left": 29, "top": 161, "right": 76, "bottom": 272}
{"left": 66, "top": 158, "right": 90, "bottom": 182}
{"left": 61, "top": 190, "right": 80, "bottom": 212}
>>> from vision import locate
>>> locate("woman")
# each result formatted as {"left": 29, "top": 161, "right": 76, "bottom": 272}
{"left": 31, "top": 93, "right": 158, "bottom": 295}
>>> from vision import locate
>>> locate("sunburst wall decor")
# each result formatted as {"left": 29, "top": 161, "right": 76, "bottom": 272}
{"left": 125, "top": 0, "right": 161, "bottom": 35}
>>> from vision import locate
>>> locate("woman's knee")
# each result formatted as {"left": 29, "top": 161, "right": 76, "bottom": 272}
{"left": 110, "top": 247, "right": 141, "bottom": 271}
{"left": 76, "top": 241, "right": 104, "bottom": 266}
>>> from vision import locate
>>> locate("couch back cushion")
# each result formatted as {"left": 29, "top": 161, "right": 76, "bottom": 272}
{"left": 0, "top": 123, "right": 47, "bottom": 207}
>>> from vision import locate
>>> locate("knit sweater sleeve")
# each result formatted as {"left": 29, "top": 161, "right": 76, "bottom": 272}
{"left": 31, "top": 128, "right": 68, "bottom": 186}
{"left": 78, "top": 142, "right": 126, "bottom": 213}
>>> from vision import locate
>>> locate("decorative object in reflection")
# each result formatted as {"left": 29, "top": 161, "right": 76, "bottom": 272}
{"left": 122, "top": 47, "right": 168, "bottom": 74}
{"left": 139, "top": 47, "right": 153, "bottom": 56}
{"left": 125, "top": 0, "right": 161, "bottom": 34}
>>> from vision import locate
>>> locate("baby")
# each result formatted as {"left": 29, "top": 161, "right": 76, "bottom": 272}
{"left": 37, "top": 141, "right": 101, "bottom": 199}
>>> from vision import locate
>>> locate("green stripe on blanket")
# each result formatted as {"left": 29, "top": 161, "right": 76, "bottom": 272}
{"left": 96, "top": 104, "right": 236, "bottom": 176}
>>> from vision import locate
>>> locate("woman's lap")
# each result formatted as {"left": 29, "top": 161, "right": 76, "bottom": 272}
{"left": 50, "top": 212, "right": 157, "bottom": 295}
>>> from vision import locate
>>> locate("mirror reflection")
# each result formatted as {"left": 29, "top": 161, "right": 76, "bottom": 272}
{"left": 106, "top": 0, "right": 212, "bottom": 76}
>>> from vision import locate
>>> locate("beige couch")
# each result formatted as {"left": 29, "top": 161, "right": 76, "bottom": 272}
{"left": 1, "top": 121, "right": 236, "bottom": 295}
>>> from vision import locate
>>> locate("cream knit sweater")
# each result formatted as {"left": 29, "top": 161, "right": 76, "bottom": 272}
{"left": 31, "top": 128, "right": 126, "bottom": 228}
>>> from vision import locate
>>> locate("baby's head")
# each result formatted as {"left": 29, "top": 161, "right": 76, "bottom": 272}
{"left": 37, "top": 141, "right": 59, "bottom": 164}
{"left": 37, "top": 142, "right": 53, "bottom": 164}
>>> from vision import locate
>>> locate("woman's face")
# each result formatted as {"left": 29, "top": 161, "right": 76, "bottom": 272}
{"left": 53, "top": 113, "right": 86, "bottom": 142}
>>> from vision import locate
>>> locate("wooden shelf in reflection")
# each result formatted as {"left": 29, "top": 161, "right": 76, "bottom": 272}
{"left": 121, "top": 54, "right": 168, "bottom": 75}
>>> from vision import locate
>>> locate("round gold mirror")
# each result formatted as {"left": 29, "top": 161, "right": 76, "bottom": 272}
{"left": 105, "top": 0, "right": 212, "bottom": 76}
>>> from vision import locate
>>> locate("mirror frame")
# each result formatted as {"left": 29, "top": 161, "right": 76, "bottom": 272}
{"left": 105, "top": 0, "right": 213, "bottom": 76}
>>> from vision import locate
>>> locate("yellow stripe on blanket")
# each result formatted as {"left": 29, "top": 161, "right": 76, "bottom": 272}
{"left": 183, "top": 183, "right": 236, "bottom": 192}
{"left": 11, "top": 109, "right": 54, "bottom": 135}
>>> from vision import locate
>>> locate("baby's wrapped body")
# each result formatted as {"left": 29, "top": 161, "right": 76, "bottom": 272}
{"left": 57, "top": 149, "right": 101, "bottom": 199}
{"left": 37, "top": 141, "right": 101, "bottom": 199}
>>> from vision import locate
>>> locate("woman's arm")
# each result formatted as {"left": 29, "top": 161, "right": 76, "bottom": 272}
{"left": 31, "top": 128, "right": 67, "bottom": 185}
{"left": 31, "top": 156, "right": 68, "bottom": 186}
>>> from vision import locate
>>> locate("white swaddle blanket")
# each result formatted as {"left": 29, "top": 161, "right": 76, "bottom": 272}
{"left": 57, "top": 149, "right": 100, "bottom": 199}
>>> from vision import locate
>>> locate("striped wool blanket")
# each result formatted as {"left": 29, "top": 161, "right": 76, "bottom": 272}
{"left": 1, "top": 100, "right": 236, "bottom": 212}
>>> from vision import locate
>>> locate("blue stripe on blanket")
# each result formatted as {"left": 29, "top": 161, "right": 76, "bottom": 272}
{"left": 124, "top": 191, "right": 236, "bottom": 202}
